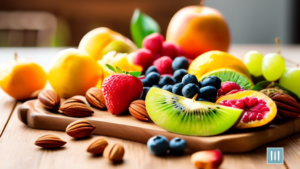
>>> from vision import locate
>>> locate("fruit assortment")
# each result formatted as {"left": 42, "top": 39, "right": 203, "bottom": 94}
{"left": 1, "top": 2, "right": 300, "bottom": 168}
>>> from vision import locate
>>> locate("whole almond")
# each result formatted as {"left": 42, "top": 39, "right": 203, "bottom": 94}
{"left": 38, "top": 90, "right": 60, "bottom": 111}
{"left": 35, "top": 134, "right": 66, "bottom": 148}
{"left": 86, "top": 87, "right": 106, "bottom": 109}
{"left": 64, "top": 95, "right": 90, "bottom": 106}
{"left": 129, "top": 100, "right": 151, "bottom": 122}
{"left": 60, "top": 97, "right": 94, "bottom": 117}
{"left": 66, "top": 120, "right": 95, "bottom": 138}
{"left": 103, "top": 143, "right": 125, "bottom": 162}
{"left": 87, "top": 138, "right": 108, "bottom": 155}
{"left": 270, "top": 93, "right": 300, "bottom": 119}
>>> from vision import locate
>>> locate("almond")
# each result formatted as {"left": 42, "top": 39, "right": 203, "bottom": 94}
{"left": 60, "top": 97, "right": 94, "bottom": 117}
{"left": 270, "top": 93, "right": 300, "bottom": 119}
{"left": 129, "top": 100, "right": 152, "bottom": 122}
{"left": 103, "top": 143, "right": 125, "bottom": 162}
{"left": 35, "top": 134, "right": 66, "bottom": 148}
{"left": 38, "top": 90, "right": 60, "bottom": 111}
{"left": 66, "top": 120, "right": 95, "bottom": 138}
{"left": 87, "top": 138, "right": 108, "bottom": 155}
{"left": 86, "top": 87, "right": 106, "bottom": 109}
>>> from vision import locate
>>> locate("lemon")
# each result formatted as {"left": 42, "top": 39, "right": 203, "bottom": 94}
{"left": 48, "top": 48, "right": 102, "bottom": 98}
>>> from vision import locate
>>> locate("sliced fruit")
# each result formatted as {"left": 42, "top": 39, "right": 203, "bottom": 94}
{"left": 188, "top": 51, "right": 251, "bottom": 80}
{"left": 145, "top": 88, "right": 244, "bottom": 136}
{"left": 200, "top": 69, "right": 254, "bottom": 89}
{"left": 216, "top": 90, "right": 277, "bottom": 129}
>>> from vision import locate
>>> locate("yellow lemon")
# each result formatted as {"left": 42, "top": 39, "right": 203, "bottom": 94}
{"left": 48, "top": 48, "right": 102, "bottom": 98}
{"left": 0, "top": 54, "right": 47, "bottom": 100}
{"left": 188, "top": 50, "right": 251, "bottom": 80}
{"left": 78, "top": 27, "right": 137, "bottom": 60}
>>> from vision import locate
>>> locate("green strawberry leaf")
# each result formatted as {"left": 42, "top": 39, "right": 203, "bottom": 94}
{"left": 106, "top": 64, "right": 116, "bottom": 73}
{"left": 130, "top": 8, "right": 160, "bottom": 48}
{"left": 129, "top": 71, "right": 141, "bottom": 77}
{"left": 116, "top": 66, "right": 123, "bottom": 73}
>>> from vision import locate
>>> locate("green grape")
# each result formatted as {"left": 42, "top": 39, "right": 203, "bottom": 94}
{"left": 279, "top": 67, "right": 300, "bottom": 98}
{"left": 262, "top": 53, "right": 285, "bottom": 81}
{"left": 243, "top": 51, "right": 263, "bottom": 77}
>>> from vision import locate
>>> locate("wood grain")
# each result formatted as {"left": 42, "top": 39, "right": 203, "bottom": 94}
{"left": 0, "top": 89, "right": 16, "bottom": 136}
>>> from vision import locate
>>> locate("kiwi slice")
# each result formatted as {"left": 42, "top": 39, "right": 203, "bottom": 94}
{"left": 200, "top": 69, "right": 254, "bottom": 89}
{"left": 145, "top": 88, "right": 243, "bottom": 136}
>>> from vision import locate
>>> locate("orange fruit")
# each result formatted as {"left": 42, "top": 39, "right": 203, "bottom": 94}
{"left": 188, "top": 51, "right": 251, "bottom": 80}
{"left": 216, "top": 90, "right": 277, "bottom": 129}
{"left": 0, "top": 55, "right": 47, "bottom": 100}
{"left": 166, "top": 6, "right": 230, "bottom": 59}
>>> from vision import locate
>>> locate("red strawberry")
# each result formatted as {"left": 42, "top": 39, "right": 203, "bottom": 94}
{"left": 103, "top": 73, "right": 143, "bottom": 115}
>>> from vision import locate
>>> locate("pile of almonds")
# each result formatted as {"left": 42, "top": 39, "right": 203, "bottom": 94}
{"left": 35, "top": 119, "right": 125, "bottom": 162}
{"left": 38, "top": 88, "right": 107, "bottom": 117}
{"left": 38, "top": 88, "right": 151, "bottom": 122}
{"left": 270, "top": 93, "right": 300, "bottom": 119}
{"left": 35, "top": 87, "right": 152, "bottom": 163}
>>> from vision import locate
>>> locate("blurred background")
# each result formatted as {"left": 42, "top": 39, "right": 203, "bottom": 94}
{"left": 0, "top": 0, "right": 299, "bottom": 47}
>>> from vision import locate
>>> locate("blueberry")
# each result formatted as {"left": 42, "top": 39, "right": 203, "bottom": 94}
{"left": 182, "top": 84, "right": 199, "bottom": 98}
{"left": 173, "top": 69, "right": 188, "bottom": 83}
{"left": 141, "top": 79, "right": 151, "bottom": 87}
{"left": 202, "top": 76, "right": 221, "bottom": 89}
{"left": 198, "top": 81, "right": 202, "bottom": 88}
{"left": 139, "top": 87, "right": 151, "bottom": 100}
{"left": 158, "top": 76, "right": 176, "bottom": 87}
{"left": 146, "top": 66, "right": 158, "bottom": 76}
{"left": 162, "top": 85, "right": 173, "bottom": 92}
{"left": 182, "top": 74, "right": 198, "bottom": 85}
{"left": 153, "top": 85, "right": 161, "bottom": 88}
{"left": 146, "top": 72, "right": 160, "bottom": 86}
{"left": 172, "top": 57, "right": 189, "bottom": 71}
{"left": 169, "top": 137, "right": 186, "bottom": 155}
{"left": 199, "top": 86, "right": 217, "bottom": 99}
{"left": 172, "top": 83, "right": 185, "bottom": 96}
{"left": 147, "top": 135, "right": 169, "bottom": 155}
{"left": 196, "top": 97, "right": 215, "bottom": 103}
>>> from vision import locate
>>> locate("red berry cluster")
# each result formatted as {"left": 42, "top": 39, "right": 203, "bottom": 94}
{"left": 133, "top": 33, "right": 184, "bottom": 74}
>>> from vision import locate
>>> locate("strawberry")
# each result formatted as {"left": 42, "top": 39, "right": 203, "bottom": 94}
{"left": 102, "top": 65, "right": 143, "bottom": 115}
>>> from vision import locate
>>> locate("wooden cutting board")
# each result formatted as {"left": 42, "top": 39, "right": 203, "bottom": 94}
{"left": 18, "top": 99, "right": 300, "bottom": 153}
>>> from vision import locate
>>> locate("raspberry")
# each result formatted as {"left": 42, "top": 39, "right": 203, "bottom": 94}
{"left": 153, "top": 56, "right": 174, "bottom": 75}
{"left": 161, "top": 42, "right": 179, "bottom": 59}
{"left": 133, "top": 48, "right": 156, "bottom": 72}
{"left": 142, "top": 33, "right": 164, "bottom": 54}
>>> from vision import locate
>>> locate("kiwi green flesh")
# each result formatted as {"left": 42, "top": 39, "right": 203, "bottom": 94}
{"left": 201, "top": 69, "right": 254, "bottom": 89}
{"left": 145, "top": 88, "right": 244, "bottom": 136}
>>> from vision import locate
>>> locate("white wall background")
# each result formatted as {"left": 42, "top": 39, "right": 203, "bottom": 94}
{"left": 205, "top": 0, "right": 293, "bottom": 44}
